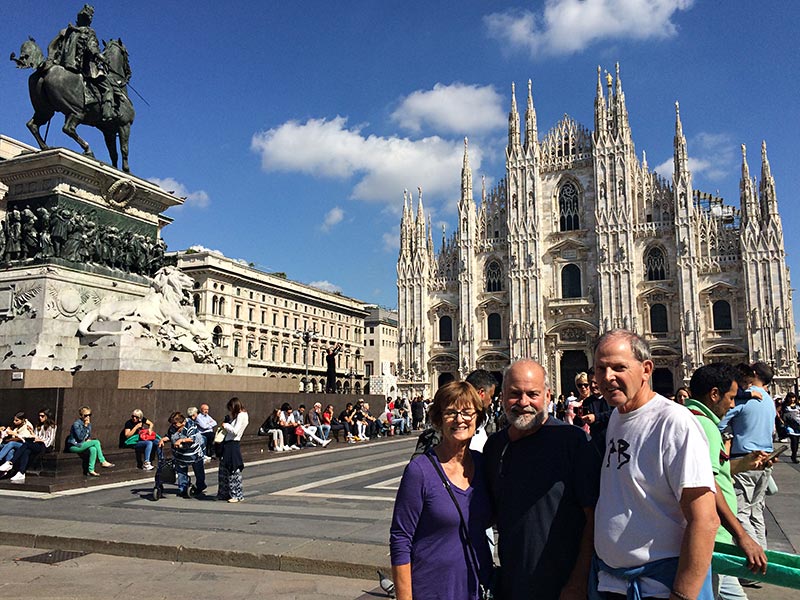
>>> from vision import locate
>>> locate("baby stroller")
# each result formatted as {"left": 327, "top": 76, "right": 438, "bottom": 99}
{"left": 152, "top": 454, "right": 196, "bottom": 500}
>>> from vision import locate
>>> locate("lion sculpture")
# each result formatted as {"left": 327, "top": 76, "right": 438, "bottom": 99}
{"left": 78, "top": 266, "right": 225, "bottom": 366}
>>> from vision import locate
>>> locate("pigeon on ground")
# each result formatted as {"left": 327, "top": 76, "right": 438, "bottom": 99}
{"left": 70, "top": 365, "right": 83, "bottom": 374}
{"left": 27, "top": 349, "right": 36, "bottom": 356}
{"left": 377, "top": 570, "right": 395, "bottom": 598}
{"left": 88, "top": 341, "right": 98, "bottom": 347}
{"left": 81, "top": 354, "right": 88, "bottom": 360}
{"left": 9, "top": 364, "right": 18, "bottom": 370}
{"left": 3, "top": 350, "right": 13, "bottom": 359}
{"left": 172, "top": 356, "right": 180, "bottom": 362}
{"left": 47, "top": 354, "right": 55, "bottom": 358}
{"left": 142, "top": 381, "right": 154, "bottom": 389}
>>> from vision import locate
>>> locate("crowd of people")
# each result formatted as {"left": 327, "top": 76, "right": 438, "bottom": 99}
{"left": 390, "top": 329, "right": 787, "bottom": 600}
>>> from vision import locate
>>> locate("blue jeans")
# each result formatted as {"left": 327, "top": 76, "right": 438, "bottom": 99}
{"left": 135, "top": 440, "right": 154, "bottom": 462}
{"left": 175, "top": 459, "right": 206, "bottom": 493}
{"left": 319, "top": 424, "right": 331, "bottom": 440}
{"left": 0, "top": 441, "right": 23, "bottom": 462}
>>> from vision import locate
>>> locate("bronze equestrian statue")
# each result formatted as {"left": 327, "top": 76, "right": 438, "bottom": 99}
{"left": 10, "top": 5, "right": 135, "bottom": 172}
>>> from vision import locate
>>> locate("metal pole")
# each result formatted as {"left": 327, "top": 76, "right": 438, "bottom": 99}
{"left": 304, "top": 336, "right": 310, "bottom": 393}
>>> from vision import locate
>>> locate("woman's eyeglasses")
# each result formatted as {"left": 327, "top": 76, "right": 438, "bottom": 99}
{"left": 81, "top": 413, "right": 92, "bottom": 418}
{"left": 442, "top": 409, "right": 477, "bottom": 421}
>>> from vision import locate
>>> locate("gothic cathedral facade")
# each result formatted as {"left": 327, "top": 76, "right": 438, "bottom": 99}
{"left": 397, "top": 65, "right": 796, "bottom": 398}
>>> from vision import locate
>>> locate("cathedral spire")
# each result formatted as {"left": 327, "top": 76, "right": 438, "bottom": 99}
{"left": 760, "top": 140, "right": 779, "bottom": 220}
{"left": 673, "top": 102, "right": 689, "bottom": 178}
{"left": 508, "top": 82, "right": 521, "bottom": 153}
{"left": 740, "top": 144, "right": 758, "bottom": 225}
{"left": 594, "top": 65, "right": 606, "bottom": 133}
{"left": 612, "top": 62, "right": 631, "bottom": 139}
{"left": 524, "top": 79, "right": 538, "bottom": 152}
{"left": 461, "top": 137, "right": 473, "bottom": 202}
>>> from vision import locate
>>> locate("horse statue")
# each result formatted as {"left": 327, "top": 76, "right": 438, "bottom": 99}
{"left": 11, "top": 37, "right": 135, "bottom": 173}
{"left": 77, "top": 266, "right": 228, "bottom": 367}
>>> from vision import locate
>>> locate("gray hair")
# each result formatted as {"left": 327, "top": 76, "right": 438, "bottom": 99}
{"left": 594, "top": 329, "right": 651, "bottom": 362}
{"left": 132, "top": 408, "right": 144, "bottom": 419}
{"left": 187, "top": 406, "right": 199, "bottom": 417}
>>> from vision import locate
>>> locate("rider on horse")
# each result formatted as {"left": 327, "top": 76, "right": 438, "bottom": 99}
{"left": 47, "top": 4, "right": 115, "bottom": 121}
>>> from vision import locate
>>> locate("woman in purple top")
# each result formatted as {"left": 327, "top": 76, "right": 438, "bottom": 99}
{"left": 390, "top": 381, "right": 493, "bottom": 600}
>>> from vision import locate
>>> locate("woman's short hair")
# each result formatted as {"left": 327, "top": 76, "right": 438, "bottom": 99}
{"left": 132, "top": 408, "right": 144, "bottom": 419}
{"left": 429, "top": 381, "right": 485, "bottom": 430}
{"left": 574, "top": 372, "right": 589, "bottom": 386}
{"left": 172, "top": 411, "right": 186, "bottom": 424}
{"left": 227, "top": 396, "right": 244, "bottom": 415}
{"left": 79, "top": 406, "right": 91, "bottom": 417}
{"left": 280, "top": 402, "right": 292, "bottom": 412}
{"left": 187, "top": 406, "right": 198, "bottom": 417}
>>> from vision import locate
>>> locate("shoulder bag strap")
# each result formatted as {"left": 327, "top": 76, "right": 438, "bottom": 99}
{"left": 425, "top": 451, "right": 483, "bottom": 582}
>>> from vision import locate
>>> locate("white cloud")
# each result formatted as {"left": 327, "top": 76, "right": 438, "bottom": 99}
{"left": 308, "top": 280, "right": 342, "bottom": 294}
{"left": 383, "top": 225, "right": 400, "bottom": 253}
{"left": 652, "top": 131, "right": 736, "bottom": 182}
{"left": 251, "top": 116, "right": 481, "bottom": 204}
{"left": 187, "top": 244, "right": 225, "bottom": 256}
{"left": 391, "top": 83, "right": 506, "bottom": 135}
{"left": 321, "top": 206, "right": 344, "bottom": 231}
{"left": 485, "top": 0, "right": 694, "bottom": 57}
{"left": 148, "top": 177, "right": 210, "bottom": 209}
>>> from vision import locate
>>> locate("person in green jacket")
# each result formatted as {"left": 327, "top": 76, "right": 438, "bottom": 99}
{"left": 687, "top": 364, "right": 770, "bottom": 599}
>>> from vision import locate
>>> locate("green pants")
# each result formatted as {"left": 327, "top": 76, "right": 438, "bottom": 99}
{"left": 68, "top": 440, "right": 106, "bottom": 472}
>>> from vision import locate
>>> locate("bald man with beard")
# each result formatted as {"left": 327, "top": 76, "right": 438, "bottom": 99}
{"left": 483, "top": 359, "right": 600, "bottom": 600}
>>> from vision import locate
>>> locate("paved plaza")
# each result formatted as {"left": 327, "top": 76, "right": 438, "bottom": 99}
{"left": 0, "top": 434, "right": 797, "bottom": 599}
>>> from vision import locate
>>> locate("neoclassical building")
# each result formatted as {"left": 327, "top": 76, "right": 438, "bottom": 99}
{"left": 397, "top": 65, "right": 796, "bottom": 398}
{"left": 176, "top": 249, "right": 368, "bottom": 393}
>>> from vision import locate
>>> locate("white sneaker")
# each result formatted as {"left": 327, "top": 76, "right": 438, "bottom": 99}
{"left": 290, "top": 445, "right": 299, "bottom": 450}
{"left": 142, "top": 461, "right": 154, "bottom": 471}
{"left": 10, "top": 472, "right": 25, "bottom": 483}
{"left": 203, "top": 456, "right": 212, "bottom": 463}
{"left": 0, "top": 461, "right": 13, "bottom": 472}
{"left": 322, "top": 439, "right": 332, "bottom": 448}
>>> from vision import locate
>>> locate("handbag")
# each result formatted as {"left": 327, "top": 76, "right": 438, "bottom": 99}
{"left": 213, "top": 426, "right": 226, "bottom": 444}
{"left": 425, "top": 451, "right": 499, "bottom": 600}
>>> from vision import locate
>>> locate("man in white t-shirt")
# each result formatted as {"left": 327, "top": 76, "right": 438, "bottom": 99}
{"left": 591, "top": 329, "right": 719, "bottom": 600}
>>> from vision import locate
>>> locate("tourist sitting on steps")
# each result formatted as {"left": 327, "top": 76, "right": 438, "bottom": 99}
{"left": 0, "top": 408, "right": 57, "bottom": 484}
{"left": 0, "top": 412, "right": 35, "bottom": 467}
{"left": 67, "top": 406, "right": 114, "bottom": 477}
{"left": 258, "top": 408, "right": 288, "bottom": 452}
{"left": 122, "top": 409, "right": 159, "bottom": 470}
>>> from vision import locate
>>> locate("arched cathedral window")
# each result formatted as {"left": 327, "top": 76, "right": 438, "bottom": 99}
{"left": 650, "top": 304, "right": 668, "bottom": 333}
{"left": 645, "top": 247, "right": 667, "bottom": 281}
{"left": 439, "top": 315, "right": 453, "bottom": 342}
{"left": 561, "top": 264, "right": 581, "bottom": 298}
{"left": 559, "top": 181, "right": 580, "bottom": 231}
{"left": 713, "top": 300, "right": 732, "bottom": 331}
{"left": 485, "top": 261, "right": 503, "bottom": 292}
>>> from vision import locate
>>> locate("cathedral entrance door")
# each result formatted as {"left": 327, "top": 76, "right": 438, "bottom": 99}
{"left": 652, "top": 367, "right": 674, "bottom": 397}
{"left": 437, "top": 372, "right": 455, "bottom": 389}
{"left": 560, "top": 350, "right": 589, "bottom": 398}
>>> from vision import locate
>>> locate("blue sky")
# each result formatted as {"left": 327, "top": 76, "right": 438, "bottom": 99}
{"left": 3, "top": 1, "right": 799, "bottom": 318}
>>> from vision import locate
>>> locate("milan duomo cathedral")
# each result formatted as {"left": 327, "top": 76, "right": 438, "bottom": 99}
{"left": 396, "top": 65, "right": 796, "bottom": 398}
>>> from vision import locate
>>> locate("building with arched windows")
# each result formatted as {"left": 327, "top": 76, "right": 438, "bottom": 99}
{"left": 176, "top": 249, "right": 368, "bottom": 393}
{"left": 397, "top": 66, "right": 796, "bottom": 398}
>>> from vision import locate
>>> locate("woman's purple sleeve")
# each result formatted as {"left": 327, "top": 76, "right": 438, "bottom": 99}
{"left": 389, "top": 459, "right": 425, "bottom": 566}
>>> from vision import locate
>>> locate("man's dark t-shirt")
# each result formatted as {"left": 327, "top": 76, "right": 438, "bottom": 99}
{"left": 483, "top": 419, "right": 600, "bottom": 600}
